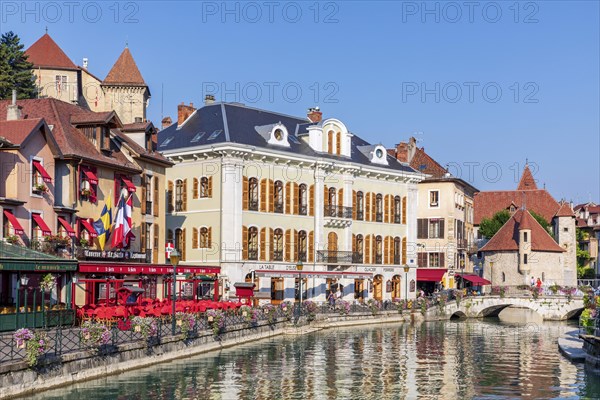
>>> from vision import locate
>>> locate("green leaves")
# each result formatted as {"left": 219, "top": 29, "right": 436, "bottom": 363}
{"left": 0, "top": 31, "right": 37, "bottom": 100}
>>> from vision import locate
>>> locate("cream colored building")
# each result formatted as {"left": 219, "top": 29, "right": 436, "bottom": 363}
{"left": 160, "top": 102, "right": 424, "bottom": 303}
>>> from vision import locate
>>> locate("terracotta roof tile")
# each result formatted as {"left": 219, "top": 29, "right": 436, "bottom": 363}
{"left": 103, "top": 48, "right": 146, "bottom": 86}
{"left": 0, "top": 119, "right": 44, "bottom": 145}
{"left": 554, "top": 201, "right": 575, "bottom": 218}
{"left": 480, "top": 209, "right": 565, "bottom": 253}
{"left": 71, "top": 112, "right": 116, "bottom": 125}
{"left": 474, "top": 189, "right": 560, "bottom": 225}
{"left": 517, "top": 165, "right": 538, "bottom": 190}
{"left": 121, "top": 122, "right": 152, "bottom": 132}
{"left": 25, "top": 34, "right": 78, "bottom": 70}
{"left": 112, "top": 129, "right": 172, "bottom": 165}
{"left": 409, "top": 147, "right": 447, "bottom": 178}
{"left": 577, "top": 218, "right": 588, "bottom": 228}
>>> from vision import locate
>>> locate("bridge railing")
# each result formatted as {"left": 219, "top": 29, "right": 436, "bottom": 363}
{"left": 484, "top": 285, "right": 586, "bottom": 299}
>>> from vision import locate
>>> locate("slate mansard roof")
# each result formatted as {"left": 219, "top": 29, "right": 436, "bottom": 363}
{"left": 158, "top": 103, "right": 419, "bottom": 174}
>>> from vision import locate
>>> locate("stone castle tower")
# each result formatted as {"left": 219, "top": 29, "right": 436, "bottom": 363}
{"left": 553, "top": 202, "right": 577, "bottom": 285}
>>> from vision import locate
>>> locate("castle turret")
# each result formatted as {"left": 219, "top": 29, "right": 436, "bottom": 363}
{"left": 518, "top": 210, "right": 533, "bottom": 277}
{"left": 553, "top": 202, "right": 577, "bottom": 285}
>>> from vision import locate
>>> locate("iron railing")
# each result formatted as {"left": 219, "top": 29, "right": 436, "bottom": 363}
{"left": 249, "top": 200, "right": 259, "bottom": 211}
{"left": 324, "top": 205, "right": 353, "bottom": 219}
{"left": 317, "top": 250, "right": 363, "bottom": 264}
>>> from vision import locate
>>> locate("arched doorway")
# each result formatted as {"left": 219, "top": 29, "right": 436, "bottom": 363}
{"left": 373, "top": 275, "right": 383, "bottom": 301}
{"left": 354, "top": 279, "right": 365, "bottom": 302}
{"left": 391, "top": 275, "right": 401, "bottom": 299}
{"left": 327, "top": 232, "right": 338, "bottom": 263}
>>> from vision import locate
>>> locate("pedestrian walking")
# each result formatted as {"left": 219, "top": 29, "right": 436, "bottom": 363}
{"left": 536, "top": 278, "right": 542, "bottom": 289}
{"left": 530, "top": 276, "right": 535, "bottom": 287}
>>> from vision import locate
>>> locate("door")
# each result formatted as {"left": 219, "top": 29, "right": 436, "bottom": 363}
{"left": 271, "top": 278, "right": 284, "bottom": 305}
{"left": 327, "top": 232, "right": 338, "bottom": 263}
{"left": 373, "top": 275, "right": 383, "bottom": 301}
{"left": 354, "top": 279, "right": 365, "bottom": 302}
{"left": 391, "top": 275, "right": 401, "bottom": 299}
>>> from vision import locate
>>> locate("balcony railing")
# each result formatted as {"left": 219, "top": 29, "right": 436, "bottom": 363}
{"left": 297, "top": 251, "right": 307, "bottom": 262}
{"left": 272, "top": 250, "right": 283, "bottom": 261}
{"left": 249, "top": 200, "right": 259, "bottom": 211}
{"left": 457, "top": 238, "right": 468, "bottom": 249}
{"left": 375, "top": 254, "right": 383, "bottom": 264}
{"left": 356, "top": 211, "right": 364, "bottom": 221}
{"left": 394, "top": 215, "right": 401, "bottom": 224}
{"left": 248, "top": 249, "right": 258, "bottom": 260}
{"left": 324, "top": 205, "right": 353, "bottom": 219}
{"left": 299, "top": 205, "right": 308, "bottom": 215}
{"left": 274, "top": 202, "right": 284, "bottom": 214}
{"left": 393, "top": 255, "right": 401, "bottom": 265}
{"left": 145, "top": 201, "right": 153, "bottom": 215}
{"left": 375, "top": 213, "right": 383, "bottom": 222}
{"left": 317, "top": 250, "right": 363, "bottom": 264}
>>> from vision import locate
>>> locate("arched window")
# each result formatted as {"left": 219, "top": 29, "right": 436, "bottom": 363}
{"left": 375, "top": 194, "right": 383, "bottom": 222}
{"left": 394, "top": 196, "right": 401, "bottom": 224}
{"left": 274, "top": 181, "right": 284, "bottom": 213}
{"left": 297, "top": 230, "right": 307, "bottom": 261}
{"left": 327, "top": 187, "right": 336, "bottom": 217}
{"left": 327, "top": 131, "right": 334, "bottom": 153}
{"left": 298, "top": 184, "right": 307, "bottom": 215}
{"left": 248, "top": 227, "right": 258, "bottom": 260}
{"left": 356, "top": 191, "right": 364, "bottom": 220}
{"left": 175, "top": 180, "right": 184, "bottom": 211}
{"left": 375, "top": 235, "right": 383, "bottom": 264}
{"left": 273, "top": 229, "right": 284, "bottom": 261}
{"left": 394, "top": 237, "right": 401, "bottom": 264}
{"left": 502, "top": 272, "right": 506, "bottom": 282}
{"left": 355, "top": 234, "right": 364, "bottom": 263}
{"left": 248, "top": 178, "right": 259, "bottom": 211}
{"left": 200, "top": 177, "right": 209, "bottom": 198}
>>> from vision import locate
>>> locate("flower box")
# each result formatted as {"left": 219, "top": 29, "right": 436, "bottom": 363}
{"left": 176, "top": 320, "right": 182, "bottom": 326}
{"left": 208, "top": 316, "right": 213, "bottom": 322}
{"left": 17, "top": 342, "right": 25, "bottom": 349}
{"left": 242, "top": 311, "right": 247, "bottom": 317}
{"left": 134, "top": 325, "right": 141, "bottom": 332}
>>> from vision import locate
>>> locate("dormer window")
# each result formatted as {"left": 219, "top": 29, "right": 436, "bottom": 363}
{"left": 375, "top": 149, "right": 384, "bottom": 158}
{"left": 100, "top": 127, "right": 110, "bottom": 151}
{"left": 274, "top": 128, "right": 284, "bottom": 141}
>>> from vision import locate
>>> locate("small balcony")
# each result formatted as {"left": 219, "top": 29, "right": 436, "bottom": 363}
{"left": 297, "top": 251, "right": 307, "bottom": 262}
{"left": 394, "top": 215, "right": 401, "bottom": 224}
{"left": 393, "top": 255, "right": 401, "bottom": 265}
{"left": 248, "top": 249, "right": 258, "bottom": 261}
{"left": 375, "top": 254, "right": 383, "bottom": 264}
{"left": 299, "top": 205, "right": 308, "bottom": 216}
{"left": 272, "top": 250, "right": 283, "bottom": 261}
{"left": 249, "top": 200, "right": 259, "bottom": 211}
{"left": 375, "top": 213, "right": 383, "bottom": 223}
{"left": 324, "top": 205, "right": 353, "bottom": 228}
{"left": 274, "top": 202, "right": 284, "bottom": 214}
{"left": 317, "top": 250, "right": 363, "bottom": 264}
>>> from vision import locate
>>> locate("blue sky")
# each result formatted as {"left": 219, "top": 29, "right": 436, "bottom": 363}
{"left": 3, "top": 1, "right": 599, "bottom": 203}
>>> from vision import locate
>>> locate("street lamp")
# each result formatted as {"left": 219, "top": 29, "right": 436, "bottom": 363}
{"left": 170, "top": 249, "right": 180, "bottom": 335}
{"left": 403, "top": 266, "right": 410, "bottom": 302}
{"left": 296, "top": 260, "right": 303, "bottom": 303}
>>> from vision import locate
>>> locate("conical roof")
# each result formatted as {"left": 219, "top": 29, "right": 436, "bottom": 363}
{"left": 517, "top": 165, "right": 538, "bottom": 190}
{"left": 103, "top": 47, "right": 146, "bottom": 86}
{"left": 25, "top": 33, "right": 78, "bottom": 70}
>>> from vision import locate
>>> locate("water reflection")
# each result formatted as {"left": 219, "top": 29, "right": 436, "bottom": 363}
{"left": 27, "top": 319, "right": 600, "bottom": 400}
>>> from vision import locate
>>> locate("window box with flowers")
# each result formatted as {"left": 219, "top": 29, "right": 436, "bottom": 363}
{"left": 33, "top": 183, "right": 48, "bottom": 194}
{"left": 44, "top": 234, "right": 71, "bottom": 249}
{"left": 5, "top": 234, "right": 21, "bottom": 245}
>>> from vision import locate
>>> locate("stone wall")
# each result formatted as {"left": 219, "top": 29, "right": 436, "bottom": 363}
{"left": 581, "top": 335, "right": 600, "bottom": 375}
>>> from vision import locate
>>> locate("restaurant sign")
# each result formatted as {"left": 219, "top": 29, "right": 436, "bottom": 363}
{"left": 0, "top": 262, "right": 77, "bottom": 271}
{"left": 83, "top": 250, "right": 148, "bottom": 262}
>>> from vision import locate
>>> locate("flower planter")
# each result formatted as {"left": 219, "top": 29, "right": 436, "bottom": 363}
{"left": 83, "top": 332, "right": 91, "bottom": 340}
{"left": 208, "top": 316, "right": 214, "bottom": 322}
{"left": 242, "top": 311, "right": 247, "bottom": 317}
{"left": 134, "top": 325, "right": 141, "bottom": 332}
{"left": 17, "top": 342, "right": 25, "bottom": 349}
{"left": 176, "top": 320, "right": 182, "bottom": 326}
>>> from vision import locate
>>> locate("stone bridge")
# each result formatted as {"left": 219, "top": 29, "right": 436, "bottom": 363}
{"left": 424, "top": 296, "right": 585, "bottom": 321}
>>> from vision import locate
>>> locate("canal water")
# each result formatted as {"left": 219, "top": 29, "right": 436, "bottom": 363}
{"left": 27, "top": 309, "right": 600, "bottom": 400}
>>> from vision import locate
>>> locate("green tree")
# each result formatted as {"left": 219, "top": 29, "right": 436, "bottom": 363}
{"left": 0, "top": 31, "right": 37, "bottom": 99}
{"left": 575, "top": 228, "right": 593, "bottom": 278}
{"left": 530, "top": 210, "right": 551, "bottom": 232}
{"left": 479, "top": 210, "right": 510, "bottom": 239}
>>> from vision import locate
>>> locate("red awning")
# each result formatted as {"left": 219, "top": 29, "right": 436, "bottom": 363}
{"left": 122, "top": 177, "right": 136, "bottom": 193}
{"left": 80, "top": 219, "right": 98, "bottom": 238}
{"left": 255, "top": 270, "right": 373, "bottom": 279}
{"left": 3, "top": 210, "right": 24, "bottom": 235}
{"left": 57, "top": 217, "right": 76, "bottom": 237}
{"left": 456, "top": 274, "right": 492, "bottom": 285}
{"left": 83, "top": 169, "right": 98, "bottom": 185}
{"left": 32, "top": 160, "right": 52, "bottom": 182}
{"left": 416, "top": 268, "right": 447, "bottom": 282}
{"left": 31, "top": 214, "right": 51, "bottom": 236}
{"left": 79, "top": 263, "right": 220, "bottom": 275}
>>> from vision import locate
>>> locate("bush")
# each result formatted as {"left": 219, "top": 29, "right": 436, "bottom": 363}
{"left": 80, "top": 321, "right": 111, "bottom": 348}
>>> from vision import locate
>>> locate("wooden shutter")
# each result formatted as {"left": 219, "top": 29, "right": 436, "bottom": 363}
{"left": 387, "top": 195, "right": 393, "bottom": 223}
{"left": 293, "top": 183, "right": 299, "bottom": 215}
{"left": 207, "top": 227, "right": 212, "bottom": 248}
{"left": 352, "top": 190, "right": 357, "bottom": 220}
{"left": 327, "top": 132, "right": 333, "bottom": 153}
{"left": 242, "top": 176, "right": 249, "bottom": 210}
{"left": 309, "top": 185, "right": 314, "bottom": 216}
{"left": 352, "top": 234, "right": 356, "bottom": 253}
{"left": 402, "top": 237, "right": 407, "bottom": 265}
{"left": 182, "top": 179, "right": 188, "bottom": 211}
{"left": 402, "top": 197, "right": 407, "bottom": 224}
{"left": 182, "top": 228, "right": 186, "bottom": 261}
{"left": 324, "top": 185, "right": 329, "bottom": 208}
{"left": 308, "top": 231, "right": 314, "bottom": 262}
{"left": 293, "top": 230, "right": 299, "bottom": 261}
{"left": 439, "top": 252, "right": 445, "bottom": 267}
{"left": 365, "top": 235, "right": 371, "bottom": 264}
{"left": 167, "top": 180, "right": 174, "bottom": 213}
{"left": 390, "top": 197, "right": 396, "bottom": 224}
{"left": 208, "top": 176, "right": 213, "bottom": 198}
{"left": 389, "top": 237, "right": 394, "bottom": 265}
{"left": 260, "top": 228, "right": 266, "bottom": 261}
{"left": 193, "top": 178, "right": 199, "bottom": 199}
{"left": 338, "top": 188, "right": 343, "bottom": 207}
{"left": 260, "top": 179, "right": 267, "bottom": 212}
{"left": 242, "top": 226, "right": 248, "bottom": 260}
{"left": 418, "top": 252, "right": 427, "bottom": 267}
{"left": 153, "top": 224, "right": 159, "bottom": 263}
{"left": 141, "top": 174, "right": 147, "bottom": 214}
{"left": 285, "top": 182, "right": 291, "bottom": 214}
{"left": 439, "top": 219, "right": 445, "bottom": 239}
{"left": 336, "top": 132, "right": 341, "bottom": 155}
{"left": 371, "top": 194, "right": 376, "bottom": 222}
{"left": 284, "top": 229, "right": 291, "bottom": 261}
{"left": 417, "top": 219, "right": 428, "bottom": 239}
{"left": 269, "top": 228, "right": 274, "bottom": 261}
{"left": 192, "top": 227, "right": 198, "bottom": 249}
{"left": 365, "top": 193, "right": 371, "bottom": 222}
{"left": 140, "top": 223, "right": 146, "bottom": 251}
{"left": 268, "top": 180, "right": 275, "bottom": 212}
{"left": 153, "top": 177, "right": 159, "bottom": 217}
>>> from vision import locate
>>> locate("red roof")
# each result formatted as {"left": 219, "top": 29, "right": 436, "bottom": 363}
{"left": 517, "top": 165, "right": 538, "bottom": 190}
{"left": 25, "top": 34, "right": 78, "bottom": 70}
{"left": 409, "top": 147, "right": 447, "bottom": 178}
{"left": 480, "top": 209, "right": 565, "bottom": 253}
{"left": 554, "top": 201, "right": 575, "bottom": 218}
{"left": 0, "top": 118, "right": 45, "bottom": 145}
{"left": 474, "top": 189, "right": 560, "bottom": 225}
{"left": 103, "top": 48, "right": 146, "bottom": 86}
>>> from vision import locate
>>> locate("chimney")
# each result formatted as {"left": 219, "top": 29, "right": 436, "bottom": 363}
{"left": 407, "top": 137, "right": 417, "bottom": 163}
{"left": 307, "top": 107, "right": 322, "bottom": 123}
{"left": 205, "top": 95, "right": 215, "bottom": 105}
{"left": 161, "top": 116, "right": 172, "bottom": 129}
{"left": 83, "top": 57, "right": 88, "bottom": 69}
{"left": 177, "top": 102, "right": 195, "bottom": 126}
{"left": 7, "top": 90, "right": 22, "bottom": 121}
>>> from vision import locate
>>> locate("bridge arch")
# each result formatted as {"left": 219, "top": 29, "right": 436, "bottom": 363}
{"left": 476, "top": 304, "right": 515, "bottom": 318}
{"left": 563, "top": 307, "right": 584, "bottom": 320}
{"left": 450, "top": 311, "right": 467, "bottom": 319}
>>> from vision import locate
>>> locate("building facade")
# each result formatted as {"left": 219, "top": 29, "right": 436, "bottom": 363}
{"left": 160, "top": 102, "right": 424, "bottom": 303}
{"left": 574, "top": 202, "right": 600, "bottom": 276}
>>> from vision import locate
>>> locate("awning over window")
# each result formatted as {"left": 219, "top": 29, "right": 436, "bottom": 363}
{"left": 31, "top": 214, "right": 51, "bottom": 236}
{"left": 416, "top": 268, "right": 446, "bottom": 282}
{"left": 32, "top": 161, "right": 52, "bottom": 182}
{"left": 255, "top": 270, "right": 373, "bottom": 279}
{"left": 456, "top": 274, "right": 492, "bottom": 285}
{"left": 3, "top": 210, "right": 24, "bottom": 235}
{"left": 79, "top": 263, "right": 220, "bottom": 275}
{"left": 121, "top": 177, "right": 136, "bottom": 193}
{"left": 83, "top": 169, "right": 98, "bottom": 185}
{"left": 80, "top": 219, "right": 98, "bottom": 238}
{"left": 57, "top": 217, "right": 76, "bottom": 237}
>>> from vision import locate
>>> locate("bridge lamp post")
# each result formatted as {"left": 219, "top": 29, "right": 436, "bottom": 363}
{"left": 403, "top": 266, "right": 410, "bottom": 302}
{"left": 170, "top": 249, "right": 180, "bottom": 336}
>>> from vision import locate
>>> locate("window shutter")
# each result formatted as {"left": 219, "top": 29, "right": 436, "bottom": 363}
{"left": 192, "top": 227, "right": 198, "bottom": 249}
{"left": 285, "top": 229, "right": 291, "bottom": 261}
{"left": 402, "top": 237, "right": 407, "bottom": 265}
{"left": 338, "top": 188, "right": 343, "bottom": 208}
{"left": 324, "top": 185, "right": 329, "bottom": 208}
{"left": 383, "top": 195, "right": 389, "bottom": 223}
{"left": 352, "top": 190, "right": 357, "bottom": 220}
{"left": 402, "top": 197, "right": 407, "bottom": 224}
{"left": 293, "top": 183, "right": 299, "bottom": 215}
{"left": 386, "top": 237, "right": 391, "bottom": 264}
{"left": 371, "top": 194, "right": 376, "bottom": 222}
{"left": 439, "top": 219, "right": 445, "bottom": 239}
{"left": 373, "top": 235, "right": 378, "bottom": 263}
{"left": 365, "top": 193, "right": 371, "bottom": 222}
{"left": 140, "top": 223, "right": 146, "bottom": 251}
{"left": 260, "top": 179, "right": 267, "bottom": 212}
{"left": 285, "top": 182, "right": 291, "bottom": 214}
{"left": 268, "top": 179, "right": 275, "bottom": 212}
{"left": 336, "top": 132, "right": 341, "bottom": 155}
{"left": 417, "top": 219, "right": 428, "bottom": 239}
{"left": 439, "top": 252, "right": 445, "bottom": 267}
{"left": 418, "top": 252, "right": 427, "bottom": 267}
{"left": 327, "top": 132, "right": 333, "bottom": 153}
{"left": 391, "top": 197, "right": 396, "bottom": 224}
{"left": 309, "top": 185, "right": 314, "bottom": 216}
{"left": 141, "top": 175, "right": 147, "bottom": 214}
{"left": 365, "top": 235, "right": 371, "bottom": 264}
{"left": 182, "top": 228, "right": 186, "bottom": 261}
{"left": 260, "top": 228, "right": 266, "bottom": 261}
{"left": 208, "top": 176, "right": 213, "bottom": 198}
{"left": 182, "top": 179, "right": 188, "bottom": 211}
{"left": 167, "top": 180, "right": 174, "bottom": 213}
{"left": 242, "top": 226, "right": 248, "bottom": 260}
{"left": 294, "top": 230, "right": 299, "bottom": 261}
{"left": 208, "top": 227, "right": 212, "bottom": 248}
{"left": 153, "top": 177, "right": 159, "bottom": 217}
{"left": 243, "top": 176, "right": 249, "bottom": 210}
{"left": 153, "top": 224, "right": 159, "bottom": 263}
{"left": 388, "top": 195, "right": 393, "bottom": 223}
{"left": 193, "top": 177, "right": 199, "bottom": 199}
{"left": 352, "top": 234, "right": 356, "bottom": 253}
{"left": 269, "top": 228, "right": 274, "bottom": 261}
{"left": 308, "top": 231, "right": 314, "bottom": 262}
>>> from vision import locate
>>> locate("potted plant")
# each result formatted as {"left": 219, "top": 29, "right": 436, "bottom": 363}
{"left": 40, "top": 273, "right": 56, "bottom": 292}
{"left": 79, "top": 238, "right": 89, "bottom": 248}
{"left": 337, "top": 299, "right": 351, "bottom": 315}
{"left": 176, "top": 312, "right": 197, "bottom": 338}
{"left": 5, "top": 234, "right": 20, "bottom": 245}
{"left": 131, "top": 316, "right": 158, "bottom": 340}
{"left": 81, "top": 188, "right": 92, "bottom": 197}
{"left": 302, "top": 300, "right": 317, "bottom": 321}
{"left": 205, "top": 310, "right": 224, "bottom": 336}
{"left": 262, "top": 304, "right": 277, "bottom": 324}
{"left": 279, "top": 301, "right": 293, "bottom": 320}
{"left": 80, "top": 321, "right": 111, "bottom": 349}
{"left": 14, "top": 328, "right": 33, "bottom": 349}
{"left": 15, "top": 330, "right": 47, "bottom": 367}
{"left": 34, "top": 183, "right": 47, "bottom": 193}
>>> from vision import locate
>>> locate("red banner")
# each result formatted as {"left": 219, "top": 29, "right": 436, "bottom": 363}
{"left": 79, "top": 263, "right": 220, "bottom": 275}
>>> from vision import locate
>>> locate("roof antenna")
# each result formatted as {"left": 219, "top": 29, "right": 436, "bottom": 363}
{"left": 125, "top": 36, "right": 128, "bottom": 48}
{"left": 45, "top": 26, "right": 48, "bottom": 34}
